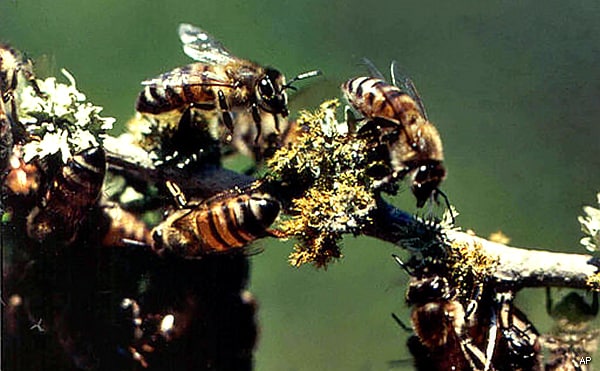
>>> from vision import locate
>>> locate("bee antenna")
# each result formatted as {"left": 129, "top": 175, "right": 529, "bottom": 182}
{"left": 282, "top": 69, "right": 322, "bottom": 90}
{"left": 392, "top": 254, "right": 413, "bottom": 276}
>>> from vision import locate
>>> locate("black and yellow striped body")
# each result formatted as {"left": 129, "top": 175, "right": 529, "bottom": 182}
{"left": 152, "top": 192, "right": 281, "bottom": 258}
{"left": 136, "top": 61, "right": 285, "bottom": 116}
{"left": 26, "top": 147, "right": 106, "bottom": 243}
{"left": 343, "top": 76, "right": 425, "bottom": 129}
{"left": 342, "top": 76, "right": 446, "bottom": 207}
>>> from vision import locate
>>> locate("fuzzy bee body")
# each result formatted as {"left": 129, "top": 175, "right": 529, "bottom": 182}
{"left": 137, "top": 23, "right": 319, "bottom": 145}
{"left": 405, "top": 275, "right": 490, "bottom": 370}
{"left": 342, "top": 67, "right": 446, "bottom": 207}
{"left": 152, "top": 191, "right": 282, "bottom": 258}
{"left": 26, "top": 147, "right": 106, "bottom": 243}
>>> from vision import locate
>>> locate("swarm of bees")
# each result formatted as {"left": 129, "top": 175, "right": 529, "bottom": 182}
{"left": 4, "top": 21, "right": 597, "bottom": 371}
{"left": 1, "top": 30, "right": 293, "bottom": 369}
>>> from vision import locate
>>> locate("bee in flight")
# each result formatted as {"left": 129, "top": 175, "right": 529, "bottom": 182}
{"left": 342, "top": 60, "right": 446, "bottom": 208}
{"left": 151, "top": 181, "right": 284, "bottom": 258}
{"left": 26, "top": 147, "right": 106, "bottom": 244}
{"left": 136, "top": 23, "right": 321, "bottom": 142}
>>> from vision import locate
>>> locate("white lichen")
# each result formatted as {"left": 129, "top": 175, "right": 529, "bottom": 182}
{"left": 579, "top": 192, "right": 600, "bottom": 252}
{"left": 18, "top": 69, "right": 115, "bottom": 163}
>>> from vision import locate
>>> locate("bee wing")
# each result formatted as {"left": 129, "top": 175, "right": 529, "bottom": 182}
{"left": 361, "top": 57, "right": 385, "bottom": 79}
{"left": 141, "top": 65, "right": 235, "bottom": 88}
{"left": 390, "top": 60, "right": 429, "bottom": 120}
{"left": 178, "top": 23, "right": 236, "bottom": 65}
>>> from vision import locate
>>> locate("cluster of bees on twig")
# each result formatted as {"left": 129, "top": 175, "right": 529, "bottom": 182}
{"left": 1, "top": 22, "right": 597, "bottom": 370}
{"left": 392, "top": 251, "right": 599, "bottom": 371}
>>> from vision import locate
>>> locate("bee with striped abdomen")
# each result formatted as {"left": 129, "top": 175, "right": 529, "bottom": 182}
{"left": 152, "top": 181, "right": 283, "bottom": 258}
{"left": 136, "top": 23, "right": 320, "bottom": 143}
{"left": 342, "top": 61, "right": 445, "bottom": 208}
{"left": 26, "top": 147, "right": 106, "bottom": 244}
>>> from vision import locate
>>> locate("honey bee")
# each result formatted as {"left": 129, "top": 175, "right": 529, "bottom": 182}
{"left": 492, "top": 292, "right": 542, "bottom": 371}
{"left": 342, "top": 61, "right": 445, "bottom": 207}
{"left": 406, "top": 274, "right": 489, "bottom": 370}
{"left": 542, "top": 289, "right": 599, "bottom": 371}
{"left": 151, "top": 181, "right": 284, "bottom": 258}
{"left": 26, "top": 147, "right": 106, "bottom": 244}
{"left": 136, "top": 23, "right": 320, "bottom": 142}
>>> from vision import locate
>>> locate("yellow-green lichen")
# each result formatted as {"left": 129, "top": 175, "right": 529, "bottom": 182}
{"left": 447, "top": 237, "right": 499, "bottom": 298}
{"left": 268, "top": 100, "right": 377, "bottom": 267}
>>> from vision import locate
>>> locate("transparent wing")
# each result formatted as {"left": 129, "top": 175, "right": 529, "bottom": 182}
{"left": 361, "top": 57, "right": 385, "bottom": 79}
{"left": 141, "top": 65, "right": 235, "bottom": 88}
{"left": 390, "top": 60, "right": 428, "bottom": 120}
{"left": 178, "top": 23, "right": 235, "bottom": 65}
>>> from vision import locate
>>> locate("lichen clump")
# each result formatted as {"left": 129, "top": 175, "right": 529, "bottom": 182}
{"left": 579, "top": 192, "right": 600, "bottom": 253}
{"left": 268, "top": 100, "right": 376, "bottom": 267}
{"left": 447, "top": 236, "right": 499, "bottom": 298}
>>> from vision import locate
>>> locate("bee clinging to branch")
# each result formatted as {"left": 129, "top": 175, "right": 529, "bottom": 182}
{"left": 26, "top": 147, "right": 106, "bottom": 244}
{"left": 151, "top": 181, "right": 284, "bottom": 258}
{"left": 342, "top": 60, "right": 446, "bottom": 208}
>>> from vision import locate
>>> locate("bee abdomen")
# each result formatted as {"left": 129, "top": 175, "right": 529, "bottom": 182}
{"left": 342, "top": 77, "right": 419, "bottom": 124}
{"left": 136, "top": 85, "right": 184, "bottom": 114}
{"left": 196, "top": 194, "right": 280, "bottom": 254}
{"left": 26, "top": 147, "right": 106, "bottom": 243}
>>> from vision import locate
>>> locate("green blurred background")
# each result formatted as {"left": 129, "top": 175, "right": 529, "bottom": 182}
{"left": 2, "top": 0, "right": 599, "bottom": 370}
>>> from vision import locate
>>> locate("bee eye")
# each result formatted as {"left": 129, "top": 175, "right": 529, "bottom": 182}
{"left": 259, "top": 77, "right": 275, "bottom": 98}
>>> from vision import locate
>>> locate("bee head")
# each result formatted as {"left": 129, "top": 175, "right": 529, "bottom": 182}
{"left": 257, "top": 68, "right": 288, "bottom": 116}
{"left": 256, "top": 68, "right": 321, "bottom": 116}
{"left": 411, "top": 161, "right": 446, "bottom": 208}
{"left": 406, "top": 276, "right": 451, "bottom": 305}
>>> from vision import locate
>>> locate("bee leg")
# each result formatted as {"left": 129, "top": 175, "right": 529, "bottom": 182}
{"left": 464, "top": 281, "right": 483, "bottom": 320}
{"left": 251, "top": 103, "right": 262, "bottom": 144}
{"left": 273, "top": 112, "right": 280, "bottom": 134}
{"left": 392, "top": 254, "right": 414, "bottom": 276}
{"left": 217, "top": 90, "right": 234, "bottom": 134}
{"left": 265, "top": 228, "right": 286, "bottom": 239}
{"left": 391, "top": 312, "right": 413, "bottom": 333}
{"left": 165, "top": 180, "right": 187, "bottom": 208}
